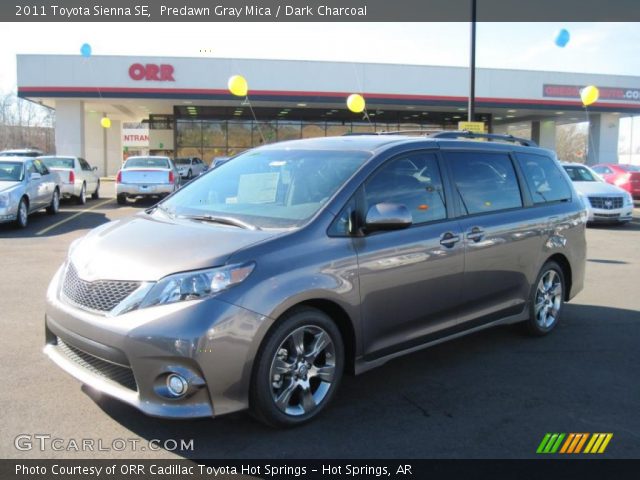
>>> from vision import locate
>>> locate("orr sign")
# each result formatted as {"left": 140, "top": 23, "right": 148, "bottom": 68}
{"left": 128, "top": 63, "right": 175, "bottom": 82}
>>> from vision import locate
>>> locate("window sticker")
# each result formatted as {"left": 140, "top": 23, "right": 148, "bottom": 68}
{"left": 237, "top": 172, "right": 280, "bottom": 203}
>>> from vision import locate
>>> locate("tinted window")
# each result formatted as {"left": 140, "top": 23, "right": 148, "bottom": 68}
{"left": 592, "top": 165, "right": 612, "bottom": 174}
{"left": 79, "top": 158, "right": 92, "bottom": 171}
{"left": 124, "top": 157, "right": 170, "bottom": 169}
{"left": 563, "top": 165, "right": 598, "bottom": 182}
{"left": 620, "top": 164, "right": 640, "bottom": 172}
{"left": 446, "top": 151, "right": 522, "bottom": 214}
{"left": 516, "top": 153, "right": 572, "bottom": 204}
{"left": 33, "top": 159, "right": 49, "bottom": 175}
{"left": 40, "top": 157, "right": 74, "bottom": 169}
{"left": 364, "top": 152, "right": 446, "bottom": 225}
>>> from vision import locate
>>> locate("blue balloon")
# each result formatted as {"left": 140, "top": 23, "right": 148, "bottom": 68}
{"left": 80, "top": 43, "right": 92, "bottom": 57}
{"left": 555, "top": 29, "right": 570, "bottom": 48}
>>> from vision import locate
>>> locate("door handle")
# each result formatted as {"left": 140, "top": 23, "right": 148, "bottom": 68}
{"left": 466, "top": 226, "right": 485, "bottom": 242}
{"left": 440, "top": 232, "right": 461, "bottom": 247}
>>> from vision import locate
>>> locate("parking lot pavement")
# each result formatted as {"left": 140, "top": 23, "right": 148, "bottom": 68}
{"left": 1, "top": 187, "right": 639, "bottom": 459}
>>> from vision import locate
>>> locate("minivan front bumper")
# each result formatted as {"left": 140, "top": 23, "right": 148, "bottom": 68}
{"left": 43, "top": 265, "right": 267, "bottom": 418}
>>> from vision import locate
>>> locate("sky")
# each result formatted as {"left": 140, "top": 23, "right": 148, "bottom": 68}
{"left": 1, "top": 22, "right": 639, "bottom": 92}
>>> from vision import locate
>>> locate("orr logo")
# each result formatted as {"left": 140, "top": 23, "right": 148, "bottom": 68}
{"left": 128, "top": 63, "right": 175, "bottom": 82}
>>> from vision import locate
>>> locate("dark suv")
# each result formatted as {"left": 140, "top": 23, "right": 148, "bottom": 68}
{"left": 44, "top": 132, "right": 586, "bottom": 427}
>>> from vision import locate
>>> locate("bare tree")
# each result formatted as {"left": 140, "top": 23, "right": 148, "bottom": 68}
{"left": 0, "top": 90, "right": 55, "bottom": 152}
{"left": 556, "top": 123, "right": 587, "bottom": 163}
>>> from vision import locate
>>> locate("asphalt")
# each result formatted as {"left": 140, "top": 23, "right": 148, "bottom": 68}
{"left": 1, "top": 182, "right": 639, "bottom": 459}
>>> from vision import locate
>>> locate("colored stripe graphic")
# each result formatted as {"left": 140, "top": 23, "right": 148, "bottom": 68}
{"left": 540, "top": 433, "right": 613, "bottom": 454}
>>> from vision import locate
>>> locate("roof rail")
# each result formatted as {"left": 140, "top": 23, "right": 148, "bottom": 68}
{"left": 343, "top": 129, "right": 443, "bottom": 137}
{"left": 430, "top": 130, "right": 537, "bottom": 147}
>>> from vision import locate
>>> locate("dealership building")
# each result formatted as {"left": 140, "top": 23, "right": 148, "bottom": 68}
{"left": 16, "top": 54, "right": 640, "bottom": 176}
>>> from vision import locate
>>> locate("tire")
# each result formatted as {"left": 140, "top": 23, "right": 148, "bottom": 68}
{"left": 523, "top": 261, "right": 565, "bottom": 336}
{"left": 187, "top": 169, "right": 192, "bottom": 180}
{"left": 250, "top": 307, "right": 344, "bottom": 428}
{"left": 46, "top": 189, "right": 60, "bottom": 215}
{"left": 76, "top": 182, "right": 87, "bottom": 205}
{"left": 91, "top": 180, "right": 100, "bottom": 200}
{"left": 15, "top": 197, "right": 28, "bottom": 229}
{"left": 117, "top": 194, "right": 127, "bottom": 205}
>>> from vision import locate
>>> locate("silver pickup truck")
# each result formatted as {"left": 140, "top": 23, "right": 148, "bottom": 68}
{"left": 116, "top": 156, "right": 180, "bottom": 205}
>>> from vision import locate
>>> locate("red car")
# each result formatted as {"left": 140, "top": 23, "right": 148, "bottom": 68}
{"left": 592, "top": 163, "right": 640, "bottom": 200}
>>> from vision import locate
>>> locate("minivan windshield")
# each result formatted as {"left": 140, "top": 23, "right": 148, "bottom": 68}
{"left": 563, "top": 165, "right": 599, "bottom": 182}
{"left": 161, "top": 148, "right": 370, "bottom": 229}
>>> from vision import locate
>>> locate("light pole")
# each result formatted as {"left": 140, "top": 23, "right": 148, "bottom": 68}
{"left": 468, "top": 0, "right": 477, "bottom": 123}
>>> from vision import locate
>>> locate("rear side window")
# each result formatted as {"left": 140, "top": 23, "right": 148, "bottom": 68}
{"left": 445, "top": 151, "right": 522, "bottom": 215}
{"left": 364, "top": 152, "right": 447, "bottom": 225}
{"left": 79, "top": 158, "right": 92, "bottom": 171}
{"left": 516, "top": 153, "right": 572, "bottom": 204}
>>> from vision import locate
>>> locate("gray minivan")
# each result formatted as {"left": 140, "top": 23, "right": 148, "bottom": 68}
{"left": 44, "top": 132, "right": 586, "bottom": 427}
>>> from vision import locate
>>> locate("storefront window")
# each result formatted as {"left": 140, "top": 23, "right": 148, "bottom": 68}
{"left": 176, "top": 147, "right": 203, "bottom": 159}
{"left": 253, "top": 121, "right": 277, "bottom": 146}
{"left": 202, "top": 121, "right": 226, "bottom": 146}
{"left": 352, "top": 123, "right": 376, "bottom": 134}
{"left": 202, "top": 147, "right": 228, "bottom": 165}
{"left": 302, "top": 123, "right": 326, "bottom": 138}
{"left": 326, "top": 123, "right": 351, "bottom": 136}
{"left": 227, "top": 122, "right": 252, "bottom": 148}
{"left": 177, "top": 120, "right": 202, "bottom": 146}
{"left": 278, "top": 121, "right": 302, "bottom": 141}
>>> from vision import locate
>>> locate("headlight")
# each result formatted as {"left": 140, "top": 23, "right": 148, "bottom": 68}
{"left": 0, "top": 192, "right": 11, "bottom": 208}
{"left": 139, "top": 263, "right": 255, "bottom": 309}
{"left": 624, "top": 193, "right": 634, "bottom": 206}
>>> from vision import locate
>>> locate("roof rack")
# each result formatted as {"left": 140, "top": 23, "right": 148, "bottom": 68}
{"left": 343, "top": 129, "right": 443, "bottom": 137}
{"left": 430, "top": 130, "right": 537, "bottom": 147}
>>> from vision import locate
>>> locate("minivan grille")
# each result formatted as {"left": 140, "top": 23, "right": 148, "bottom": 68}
{"left": 55, "top": 338, "right": 137, "bottom": 391}
{"left": 588, "top": 196, "right": 623, "bottom": 209}
{"left": 62, "top": 263, "right": 140, "bottom": 313}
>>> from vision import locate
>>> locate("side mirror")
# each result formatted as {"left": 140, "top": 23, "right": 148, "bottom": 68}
{"left": 92, "top": 166, "right": 98, "bottom": 171}
{"left": 365, "top": 202, "right": 412, "bottom": 232}
{"left": 30, "top": 172, "right": 41, "bottom": 181}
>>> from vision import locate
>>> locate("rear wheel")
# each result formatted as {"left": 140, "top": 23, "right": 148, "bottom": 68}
{"left": 76, "top": 182, "right": 86, "bottom": 205}
{"left": 15, "top": 197, "right": 28, "bottom": 228}
{"left": 46, "top": 189, "right": 60, "bottom": 215}
{"left": 187, "top": 169, "right": 193, "bottom": 180}
{"left": 117, "top": 194, "right": 127, "bottom": 205}
{"left": 250, "top": 307, "right": 344, "bottom": 428}
{"left": 523, "top": 261, "right": 565, "bottom": 336}
{"left": 91, "top": 180, "right": 100, "bottom": 200}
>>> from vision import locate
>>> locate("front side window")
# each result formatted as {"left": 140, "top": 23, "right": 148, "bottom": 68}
{"left": 592, "top": 165, "right": 612, "bottom": 175}
{"left": 79, "top": 158, "right": 92, "bottom": 171}
{"left": 161, "top": 148, "right": 370, "bottom": 229}
{"left": 446, "top": 151, "right": 522, "bottom": 215}
{"left": 364, "top": 152, "right": 447, "bottom": 225}
{"left": 33, "top": 159, "right": 49, "bottom": 175}
{"left": 516, "top": 153, "right": 572, "bottom": 204}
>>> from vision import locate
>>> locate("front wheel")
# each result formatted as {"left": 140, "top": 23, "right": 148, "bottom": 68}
{"left": 250, "top": 307, "right": 344, "bottom": 428}
{"left": 523, "top": 261, "right": 565, "bottom": 336}
{"left": 15, "top": 197, "right": 28, "bottom": 228}
{"left": 116, "top": 194, "right": 127, "bottom": 205}
{"left": 91, "top": 180, "right": 100, "bottom": 200}
{"left": 187, "top": 169, "right": 192, "bottom": 180}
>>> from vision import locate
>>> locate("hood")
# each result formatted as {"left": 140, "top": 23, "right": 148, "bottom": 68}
{"left": 0, "top": 181, "right": 20, "bottom": 193}
{"left": 572, "top": 181, "right": 627, "bottom": 196}
{"left": 69, "top": 213, "right": 280, "bottom": 281}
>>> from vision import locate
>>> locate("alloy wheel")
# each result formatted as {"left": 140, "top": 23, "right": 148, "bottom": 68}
{"left": 534, "top": 269, "right": 562, "bottom": 328}
{"left": 19, "top": 200, "right": 27, "bottom": 226}
{"left": 269, "top": 326, "right": 336, "bottom": 416}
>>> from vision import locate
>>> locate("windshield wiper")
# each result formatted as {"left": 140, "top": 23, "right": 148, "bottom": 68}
{"left": 180, "top": 214, "right": 260, "bottom": 230}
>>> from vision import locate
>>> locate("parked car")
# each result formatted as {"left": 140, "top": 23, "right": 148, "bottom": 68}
{"left": 211, "top": 156, "right": 230, "bottom": 169}
{"left": 562, "top": 162, "right": 634, "bottom": 224}
{"left": 44, "top": 133, "right": 586, "bottom": 427}
{"left": 0, "top": 156, "right": 60, "bottom": 228}
{"left": 0, "top": 148, "right": 45, "bottom": 158}
{"left": 591, "top": 163, "right": 640, "bottom": 200}
{"left": 115, "top": 156, "right": 180, "bottom": 205}
{"left": 174, "top": 157, "right": 207, "bottom": 180}
{"left": 39, "top": 156, "right": 100, "bottom": 205}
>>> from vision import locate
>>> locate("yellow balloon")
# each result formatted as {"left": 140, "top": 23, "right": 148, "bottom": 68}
{"left": 346, "top": 94, "right": 366, "bottom": 113}
{"left": 100, "top": 117, "right": 111, "bottom": 129}
{"left": 228, "top": 75, "right": 248, "bottom": 97}
{"left": 580, "top": 85, "right": 599, "bottom": 107}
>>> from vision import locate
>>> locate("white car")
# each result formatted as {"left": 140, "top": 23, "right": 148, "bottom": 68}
{"left": 0, "top": 156, "right": 60, "bottom": 228}
{"left": 174, "top": 157, "right": 207, "bottom": 180}
{"left": 39, "top": 156, "right": 100, "bottom": 205}
{"left": 116, "top": 156, "right": 180, "bottom": 205}
{"left": 562, "top": 162, "right": 634, "bottom": 224}
{"left": 0, "top": 148, "right": 45, "bottom": 158}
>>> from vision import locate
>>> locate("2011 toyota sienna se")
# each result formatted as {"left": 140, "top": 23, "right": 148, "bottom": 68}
{"left": 44, "top": 132, "right": 587, "bottom": 427}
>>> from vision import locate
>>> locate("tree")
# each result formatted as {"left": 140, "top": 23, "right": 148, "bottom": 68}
{"left": 0, "top": 90, "right": 55, "bottom": 152}
{"left": 555, "top": 123, "right": 587, "bottom": 163}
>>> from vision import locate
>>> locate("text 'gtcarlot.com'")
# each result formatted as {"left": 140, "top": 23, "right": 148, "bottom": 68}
{"left": 14, "top": 434, "right": 194, "bottom": 452}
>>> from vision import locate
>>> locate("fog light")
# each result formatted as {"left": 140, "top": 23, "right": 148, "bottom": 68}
{"left": 166, "top": 373, "right": 188, "bottom": 397}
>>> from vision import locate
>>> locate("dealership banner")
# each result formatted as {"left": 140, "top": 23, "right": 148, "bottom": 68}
{"left": 544, "top": 84, "right": 640, "bottom": 103}
{"left": 4, "top": 0, "right": 640, "bottom": 22}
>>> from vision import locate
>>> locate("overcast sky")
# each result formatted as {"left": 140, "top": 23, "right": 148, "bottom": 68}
{"left": 1, "top": 22, "right": 639, "bottom": 92}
